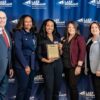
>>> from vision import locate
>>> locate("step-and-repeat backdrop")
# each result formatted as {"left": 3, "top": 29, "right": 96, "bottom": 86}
{"left": 0, "top": 0, "right": 100, "bottom": 100}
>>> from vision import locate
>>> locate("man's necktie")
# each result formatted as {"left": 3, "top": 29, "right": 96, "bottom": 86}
{"left": 2, "top": 29, "right": 10, "bottom": 48}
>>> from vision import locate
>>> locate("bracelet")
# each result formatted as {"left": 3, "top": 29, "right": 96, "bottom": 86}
{"left": 77, "top": 65, "right": 82, "bottom": 67}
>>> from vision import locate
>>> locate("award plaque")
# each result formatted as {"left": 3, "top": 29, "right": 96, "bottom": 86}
{"left": 47, "top": 44, "right": 59, "bottom": 59}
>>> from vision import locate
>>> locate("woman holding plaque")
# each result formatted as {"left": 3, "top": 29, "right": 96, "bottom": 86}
{"left": 38, "top": 19, "right": 63, "bottom": 100}
{"left": 61, "top": 21, "right": 86, "bottom": 100}
{"left": 85, "top": 22, "right": 100, "bottom": 100}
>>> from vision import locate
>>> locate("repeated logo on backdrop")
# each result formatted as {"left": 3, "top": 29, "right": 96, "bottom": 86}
{"left": 23, "top": 0, "right": 47, "bottom": 9}
{"left": 57, "top": 0, "right": 79, "bottom": 9}
{"left": 54, "top": 18, "right": 65, "bottom": 27}
{"left": 5, "top": 0, "right": 100, "bottom": 28}
{"left": 77, "top": 18, "right": 96, "bottom": 26}
{"left": 89, "top": 0, "right": 100, "bottom": 8}
{"left": 0, "top": 0, "right": 12, "bottom": 8}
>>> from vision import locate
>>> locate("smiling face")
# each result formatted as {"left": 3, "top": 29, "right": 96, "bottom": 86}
{"left": 0, "top": 11, "right": 7, "bottom": 28}
{"left": 90, "top": 23, "right": 100, "bottom": 36}
{"left": 45, "top": 20, "right": 54, "bottom": 34}
{"left": 67, "top": 23, "right": 76, "bottom": 36}
{"left": 24, "top": 16, "right": 33, "bottom": 31}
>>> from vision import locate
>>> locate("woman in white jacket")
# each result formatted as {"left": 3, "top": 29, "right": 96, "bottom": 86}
{"left": 85, "top": 22, "right": 100, "bottom": 100}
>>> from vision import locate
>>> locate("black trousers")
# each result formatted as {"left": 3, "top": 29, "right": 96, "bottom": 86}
{"left": 91, "top": 74, "right": 100, "bottom": 100}
{"left": 42, "top": 59, "right": 63, "bottom": 100}
{"left": 64, "top": 67, "right": 80, "bottom": 100}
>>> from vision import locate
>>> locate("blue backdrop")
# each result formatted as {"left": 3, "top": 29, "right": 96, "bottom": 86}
{"left": 0, "top": 0, "right": 100, "bottom": 100}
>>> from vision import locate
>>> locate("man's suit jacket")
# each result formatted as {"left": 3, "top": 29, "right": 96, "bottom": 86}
{"left": 0, "top": 29, "right": 12, "bottom": 81}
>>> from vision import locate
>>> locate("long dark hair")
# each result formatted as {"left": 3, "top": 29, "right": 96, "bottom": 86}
{"left": 13, "top": 15, "right": 37, "bottom": 34}
{"left": 64, "top": 21, "right": 80, "bottom": 40}
{"left": 39, "top": 19, "right": 61, "bottom": 39}
{"left": 88, "top": 22, "right": 100, "bottom": 38}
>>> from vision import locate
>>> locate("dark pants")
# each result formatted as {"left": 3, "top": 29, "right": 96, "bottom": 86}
{"left": 42, "top": 59, "right": 63, "bottom": 100}
{"left": 91, "top": 74, "right": 100, "bottom": 100}
{"left": 15, "top": 68, "right": 35, "bottom": 100}
{"left": 64, "top": 68, "right": 80, "bottom": 100}
{"left": 0, "top": 75, "right": 8, "bottom": 100}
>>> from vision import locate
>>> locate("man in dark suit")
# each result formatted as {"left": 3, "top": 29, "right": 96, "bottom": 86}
{"left": 0, "top": 11, "right": 13, "bottom": 100}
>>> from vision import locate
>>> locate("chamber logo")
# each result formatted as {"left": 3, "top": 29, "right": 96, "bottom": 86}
{"left": 77, "top": 18, "right": 96, "bottom": 26}
{"left": 0, "top": 0, "right": 12, "bottom": 8}
{"left": 23, "top": 0, "right": 47, "bottom": 9}
{"left": 58, "top": 0, "right": 79, "bottom": 9}
{"left": 59, "top": 92, "right": 67, "bottom": 96}
{"left": 30, "top": 96, "right": 35, "bottom": 100}
{"left": 8, "top": 78, "right": 15, "bottom": 83}
{"left": 54, "top": 18, "right": 65, "bottom": 27}
{"left": 79, "top": 91, "right": 95, "bottom": 98}
{"left": 34, "top": 75, "right": 44, "bottom": 83}
{"left": 89, "top": 0, "right": 100, "bottom": 8}
{"left": 11, "top": 19, "right": 18, "bottom": 24}
{"left": 58, "top": 0, "right": 65, "bottom": 5}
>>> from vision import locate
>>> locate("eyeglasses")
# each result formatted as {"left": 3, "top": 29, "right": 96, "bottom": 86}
{"left": 0, "top": 17, "right": 7, "bottom": 20}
